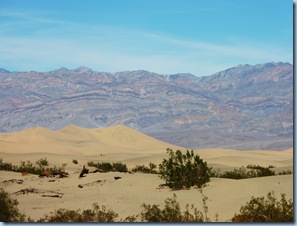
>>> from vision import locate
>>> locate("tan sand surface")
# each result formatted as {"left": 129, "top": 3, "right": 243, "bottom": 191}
{"left": 0, "top": 125, "right": 293, "bottom": 222}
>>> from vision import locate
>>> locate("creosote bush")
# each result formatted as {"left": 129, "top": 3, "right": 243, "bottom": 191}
{"left": 0, "top": 158, "right": 68, "bottom": 177}
{"left": 231, "top": 192, "right": 293, "bottom": 222}
{"left": 210, "top": 165, "right": 278, "bottom": 180}
{"left": 38, "top": 203, "right": 118, "bottom": 222}
{"left": 137, "top": 194, "right": 206, "bottom": 222}
{"left": 36, "top": 157, "right": 49, "bottom": 168}
{"left": 87, "top": 161, "right": 128, "bottom": 173}
{"left": 159, "top": 149, "right": 211, "bottom": 189}
{"left": 0, "top": 188, "right": 26, "bottom": 222}
{"left": 132, "top": 162, "right": 158, "bottom": 174}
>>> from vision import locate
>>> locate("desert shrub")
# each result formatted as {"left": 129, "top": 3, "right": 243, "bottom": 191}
{"left": 159, "top": 149, "right": 211, "bottom": 189}
{"left": 246, "top": 165, "right": 275, "bottom": 177}
{"left": 138, "top": 194, "right": 205, "bottom": 222}
{"left": 219, "top": 167, "right": 247, "bottom": 179}
{"left": 18, "top": 160, "right": 43, "bottom": 175}
{"left": 278, "top": 169, "right": 292, "bottom": 175}
{"left": 132, "top": 162, "right": 158, "bottom": 174}
{"left": 211, "top": 165, "right": 277, "bottom": 180}
{"left": 72, "top": 159, "right": 78, "bottom": 164}
{"left": 112, "top": 162, "right": 128, "bottom": 172}
{"left": 231, "top": 192, "right": 293, "bottom": 222}
{"left": 47, "top": 163, "right": 68, "bottom": 177}
{"left": 0, "top": 158, "right": 68, "bottom": 177}
{"left": 88, "top": 161, "right": 127, "bottom": 173}
{"left": 36, "top": 157, "right": 49, "bottom": 167}
{"left": 0, "top": 159, "right": 14, "bottom": 171}
{"left": 0, "top": 188, "right": 26, "bottom": 222}
{"left": 38, "top": 203, "right": 118, "bottom": 222}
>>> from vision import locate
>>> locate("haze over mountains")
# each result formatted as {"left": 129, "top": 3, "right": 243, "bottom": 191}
{"left": 0, "top": 62, "right": 293, "bottom": 150}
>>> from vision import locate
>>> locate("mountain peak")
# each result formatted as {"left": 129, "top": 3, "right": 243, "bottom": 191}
{"left": 0, "top": 68, "right": 10, "bottom": 73}
{"left": 73, "top": 66, "right": 93, "bottom": 73}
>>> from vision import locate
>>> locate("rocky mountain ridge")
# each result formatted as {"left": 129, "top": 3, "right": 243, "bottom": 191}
{"left": 0, "top": 62, "right": 293, "bottom": 150}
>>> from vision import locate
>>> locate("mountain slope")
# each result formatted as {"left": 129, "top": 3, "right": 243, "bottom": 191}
{"left": 0, "top": 62, "right": 293, "bottom": 150}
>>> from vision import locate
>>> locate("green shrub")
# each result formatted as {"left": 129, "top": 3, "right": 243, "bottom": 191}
{"left": 38, "top": 203, "right": 118, "bottom": 222}
{"left": 72, "top": 159, "right": 78, "bottom": 164}
{"left": 159, "top": 149, "right": 211, "bottom": 190}
{"left": 112, "top": 162, "right": 128, "bottom": 172}
{"left": 278, "top": 169, "right": 292, "bottom": 175}
{"left": 211, "top": 165, "right": 276, "bottom": 180}
{"left": 231, "top": 192, "right": 293, "bottom": 222}
{"left": 0, "top": 159, "right": 14, "bottom": 171}
{"left": 220, "top": 167, "right": 247, "bottom": 179}
{"left": 0, "top": 188, "right": 26, "bottom": 222}
{"left": 36, "top": 157, "right": 49, "bottom": 167}
{"left": 0, "top": 158, "right": 68, "bottom": 177}
{"left": 132, "top": 162, "right": 158, "bottom": 174}
{"left": 87, "top": 161, "right": 128, "bottom": 173}
{"left": 137, "top": 194, "right": 205, "bottom": 222}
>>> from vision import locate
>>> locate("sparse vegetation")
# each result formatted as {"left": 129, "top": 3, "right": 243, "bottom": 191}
{"left": 38, "top": 203, "right": 118, "bottom": 222}
{"left": 1, "top": 184, "right": 293, "bottom": 223}
{"left": 0, "top": 188, "right": 26, "bottom": 222}
{"left": 36, "top": 157, "right": 49, "bottom": 168}
{"left": 231, "top": 192, "right": 293, "bottom": 222}
{"left": 136, "top": 194, "right": 206, "bottom": 222}
{"left": 0, "top": 158, "right": 68, "bottom": 177}
{"left": 210, "top": 165, "right": 279, "bottom": 180}
{"left": 72, "top": 159, "right": 78, "bottom": 164}
{"left": 158, "top": 149, "right": 211, "bottom": 190}
{"left": 132, "top": 162, "right": 158, "bottom": 174}
{"left": 277, "top": 169, "right": 292, "bottom": 175}
{"left": 87, "top": 161, "right": 128, "bottom": 173}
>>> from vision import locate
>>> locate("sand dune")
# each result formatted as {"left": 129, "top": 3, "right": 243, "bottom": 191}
{"left": 0, "top": 125, "right": 184, "bottom": 155}
{"left": 0, "top": 125, "right": 293, "bottom": 222}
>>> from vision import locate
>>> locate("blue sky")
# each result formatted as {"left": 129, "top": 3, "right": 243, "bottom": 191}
{"left": 0, "top": 0, "right": 293, "bottom": 76}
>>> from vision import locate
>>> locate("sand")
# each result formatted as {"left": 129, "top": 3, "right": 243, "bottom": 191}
{"left": 0, "top": 125, "right": 293, "bottom": 222}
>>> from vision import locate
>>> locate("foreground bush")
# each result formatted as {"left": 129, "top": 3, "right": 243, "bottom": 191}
{"left": 159, "top": 149, "right": 211, "bottom": 189}
{"left": 231, "top": 192, "right": 293, "bottom": 222}
{"left": 138, "top": 194, "right": 206, "bottom": 222}
{"left": 0, "top": 188, "right": 26, "bottom": 222}
{"left": 38, "top": 203, "right": 118, "bottom": 222}
{"left": 124, "top": 193, "right": 210, "bottom": 222}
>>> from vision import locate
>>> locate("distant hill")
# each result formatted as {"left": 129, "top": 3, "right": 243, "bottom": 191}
{"left": 0, "top": 62, "right": 292, "bottom": 150}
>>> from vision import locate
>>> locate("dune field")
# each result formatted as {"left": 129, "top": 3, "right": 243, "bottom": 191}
{"left": 0, "top": 125, "right": 293, "bottom": 222}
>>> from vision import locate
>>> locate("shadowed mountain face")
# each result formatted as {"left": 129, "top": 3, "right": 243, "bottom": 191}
{"left": 0, "top": 62, "right": 293, "bottom": 150}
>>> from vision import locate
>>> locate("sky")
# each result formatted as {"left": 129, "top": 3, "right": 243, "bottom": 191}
{"left": 0, "top": 0, "right": 293, "bottom": 76}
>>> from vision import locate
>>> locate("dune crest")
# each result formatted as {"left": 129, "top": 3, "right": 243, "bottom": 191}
{"left": 0, "top": 124, "right": 183, "bottom": 155}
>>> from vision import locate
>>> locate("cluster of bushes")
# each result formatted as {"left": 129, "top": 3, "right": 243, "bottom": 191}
{"left": 0, "top": 158, "right": 68, "bottom": 177}
{"left": 0, "top": 187, "right": 293, "bottom": 222}
{"left": 38, "top": 203, "right": 118, "bottom": 222}
{"left": 87, "top": 161, "right": 128, "bottom": 173}
{"left": 126, "top": 193, "right": 209, "bottom": 222}
{"left": 210, "top": 165, "right": 280, "bottom": 180}
{"left": 131, "top": 162, "right": 158, "bottom": 174}
{"left": 278, "top": 169, "right": 293, "bottom": 175}
{"left": 232, "top": 192, "right": 293, "bottom": 222}
{"left": 159, "top": 149, "right": 211, "bottom": 189}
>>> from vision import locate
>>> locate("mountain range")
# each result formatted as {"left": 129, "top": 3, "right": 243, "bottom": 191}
{"left": 0, "top": 62, "right": 293, "bottom": 150}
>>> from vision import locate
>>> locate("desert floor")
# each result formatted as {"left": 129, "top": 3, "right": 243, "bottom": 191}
{"left": 0, "top": 125, "right": 293, "bottom": 222}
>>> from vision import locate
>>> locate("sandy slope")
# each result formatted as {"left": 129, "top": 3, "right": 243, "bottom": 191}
{"left": 0, "top": 125, "right": 293, "bottom": 222}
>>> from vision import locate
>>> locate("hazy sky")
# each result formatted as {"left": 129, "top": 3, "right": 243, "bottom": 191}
{"left": 0, "top": 0, "right": 293, "bottom": 76}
